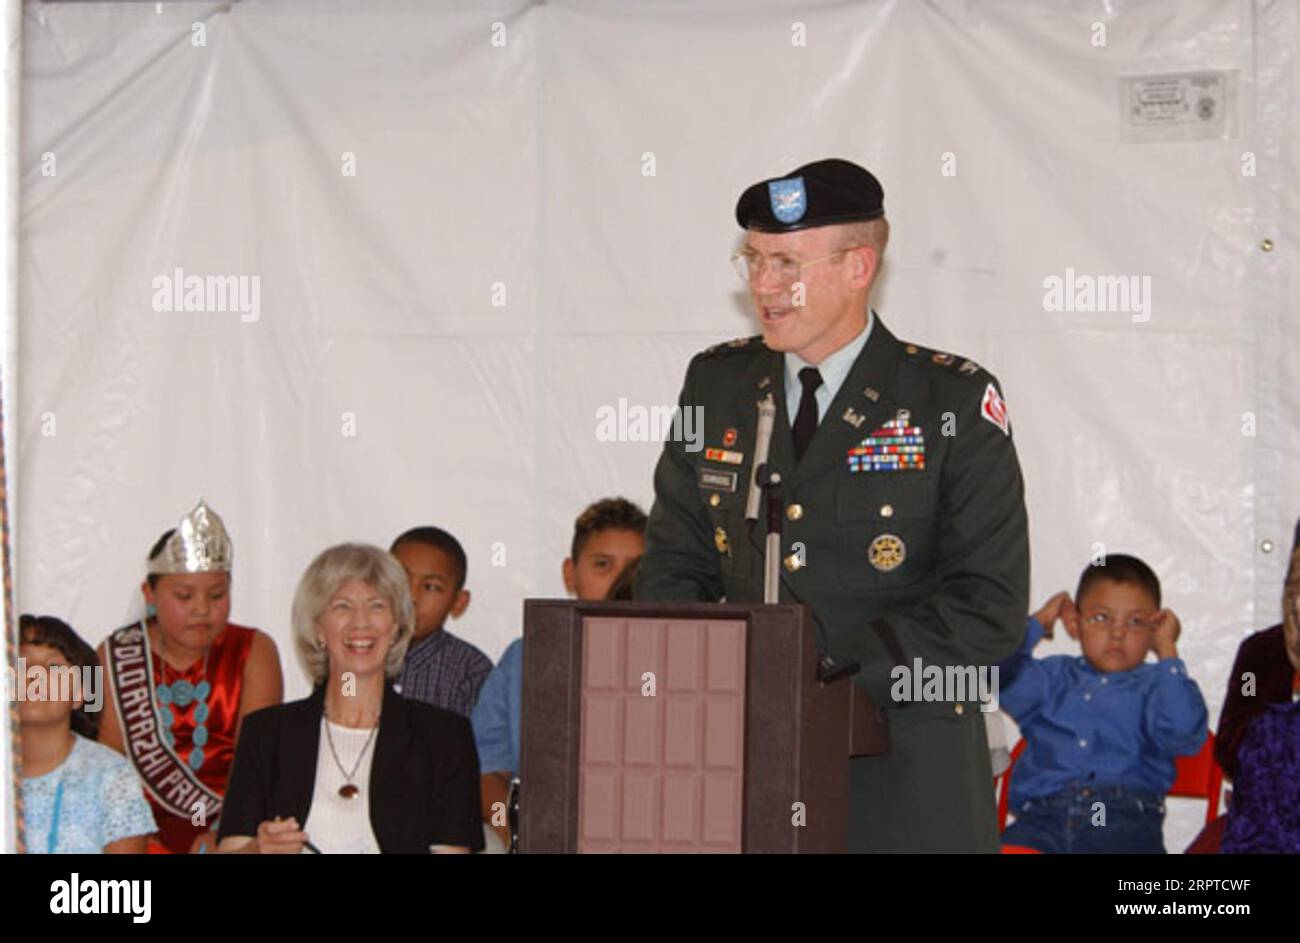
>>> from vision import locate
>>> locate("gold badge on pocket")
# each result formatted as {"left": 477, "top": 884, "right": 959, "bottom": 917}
{"left": 715, "top": 526, "right": 731, "bottom": 556}
{"left": 868, "top": 534, "right": 906, "bottom": 572}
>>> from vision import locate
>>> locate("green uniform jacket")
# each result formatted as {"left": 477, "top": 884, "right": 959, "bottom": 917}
{"left": 634, "top": 315, "right": 1030, "bottom": 853}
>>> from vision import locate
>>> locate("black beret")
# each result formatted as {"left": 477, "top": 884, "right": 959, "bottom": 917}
{"left": 735, "top": 158, "right": 885, "bottom": 232}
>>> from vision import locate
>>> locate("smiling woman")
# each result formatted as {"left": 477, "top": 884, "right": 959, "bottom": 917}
{"left": 216, "top": 543, "right": 484, "bottom": 854}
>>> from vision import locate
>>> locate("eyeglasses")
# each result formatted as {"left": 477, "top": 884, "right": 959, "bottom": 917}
{"left": 730, "top": 246, "right": 866, "bottom": 284}
{"left": 1082, "top": 612, "right": 1156, "bottom": 632}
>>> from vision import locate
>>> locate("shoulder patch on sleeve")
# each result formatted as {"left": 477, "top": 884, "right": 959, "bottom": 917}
{"left": 980, "top": 382, "right": 1010, "bottom": 435}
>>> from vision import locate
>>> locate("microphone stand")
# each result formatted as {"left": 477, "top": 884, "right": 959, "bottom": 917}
{"left": 757, "top": 463, "right": 782, "bottom": 605}
{"left": 745, "top": 395, "right": 858, "bottom": 684}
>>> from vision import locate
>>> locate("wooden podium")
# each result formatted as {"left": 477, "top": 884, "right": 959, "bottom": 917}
{"left": 517, "top": 600, "right": 884, "bottom": 853}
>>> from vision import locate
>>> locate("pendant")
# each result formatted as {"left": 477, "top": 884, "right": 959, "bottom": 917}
{"left": 338, "top": 784, "right": 359, "bottom": 799}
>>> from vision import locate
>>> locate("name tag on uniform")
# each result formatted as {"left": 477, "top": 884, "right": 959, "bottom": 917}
{"left": 847, "top": 411, "right": 926, "bottom": 472}
{"left": 698, "top": 468, "right": 739, "bottom": 492}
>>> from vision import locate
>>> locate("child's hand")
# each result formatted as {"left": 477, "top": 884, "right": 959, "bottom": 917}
{"left": 1031, "top": 591, "right": 1071, "bottom": 640}
{"left": 1150, "top": 609, "right": 1181, "bottom": 660}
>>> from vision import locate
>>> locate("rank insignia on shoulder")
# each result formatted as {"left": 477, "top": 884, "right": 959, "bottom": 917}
{"left": 706, "top": 335, "right": 761, "bottom": 355}
{"left": 980, "top": 382, "right": 1010, "bottom": 436}
{"left": 846, "top": 413, "right": 926, "bottom": 472}
{"left": 931, "top": 352, "right": 954, "bottom": 366}
{"left": 705, "top": 447, "right": 745, "bottom": 465}
{"left": 869, "top": 534, "right": 906, "bottom": 572}
{"left": 959, "top": 359, "right": 980, "bottom": 375}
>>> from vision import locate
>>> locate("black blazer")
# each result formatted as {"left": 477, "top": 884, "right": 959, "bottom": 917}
{"left": 218, "top": 684, "right": 484, "bottom": 853}
{"left": 1215, "top": 624, "right": 1297, "bottom": 780}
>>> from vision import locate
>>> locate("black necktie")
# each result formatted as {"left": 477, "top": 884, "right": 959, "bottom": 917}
{"left": 792, "top": 366, "right": 823, "bottom": 464}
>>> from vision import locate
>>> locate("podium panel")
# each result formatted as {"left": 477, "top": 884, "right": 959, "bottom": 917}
{"left": 519, "top": 601, "right": 851, "bottom": 853}
{"left": 578, "top": 617, "right": 747, "bottom": 852}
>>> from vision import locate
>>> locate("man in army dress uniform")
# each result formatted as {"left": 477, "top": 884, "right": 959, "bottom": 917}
{"left": 634, "top": 159, "right": 1030, "bottom": 853}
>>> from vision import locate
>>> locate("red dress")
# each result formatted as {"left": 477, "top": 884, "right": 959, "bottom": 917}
{"left": 146, "top": 623, "right": 256, "bottom": 854}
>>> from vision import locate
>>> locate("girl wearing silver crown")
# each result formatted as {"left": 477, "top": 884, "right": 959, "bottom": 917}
{"left": 97, "top": 501, "right": 284, "bottom": 853}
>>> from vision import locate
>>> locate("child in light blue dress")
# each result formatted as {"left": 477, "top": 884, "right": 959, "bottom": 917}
{"left": 19, "top": 614, "right": 155, "bottom": 853}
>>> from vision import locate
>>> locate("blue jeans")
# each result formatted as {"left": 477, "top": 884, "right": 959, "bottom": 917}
{"left": 1003, "top": 786, "right": 1166, "bottom": 854}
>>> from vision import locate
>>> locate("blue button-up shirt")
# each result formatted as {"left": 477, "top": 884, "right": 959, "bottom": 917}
{"left": 471, "top": 637, "right": 523, "bottom": 776}
{"left": 998, "top": 616, "right": 1208, "bottom": 805}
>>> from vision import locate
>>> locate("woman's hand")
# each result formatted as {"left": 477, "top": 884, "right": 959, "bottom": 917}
{"left": 256, "top": 817, "right": 308, "bottom": 854}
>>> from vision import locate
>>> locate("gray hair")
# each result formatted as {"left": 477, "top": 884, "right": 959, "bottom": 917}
{"left": 291, "top": 543, "right": 415, "bottom": 685}
{"left": 835, "top": 217, "right": 890, "bottom": 260}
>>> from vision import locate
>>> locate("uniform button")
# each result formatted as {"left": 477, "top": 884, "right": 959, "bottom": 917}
{"left": 1078, "top": 739, "right": 1088, "bottom": 748}
{"left": 1083, "top": 693, "right": 1092, "bottom": 701}
{"left": 953, "top": 703, "right": 964, "bottom": 716}
{"left": 783, "top": 553, "right": 804, "bottom": 573}
{"left": 880, "top": 504, "right": 894, "bottom": 518}
{"left": 786, "top": 503, "right": 804, "bottom": 521}
{"left": 708, "top": 493, "right": 721, "bottom": 508}
{"left": 1100, "top": 678, "right": 1108, "bottom": 685}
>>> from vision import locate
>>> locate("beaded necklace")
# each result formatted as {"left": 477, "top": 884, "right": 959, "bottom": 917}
{"left": 154, "top": 626, "right": 214, "bottom": 772}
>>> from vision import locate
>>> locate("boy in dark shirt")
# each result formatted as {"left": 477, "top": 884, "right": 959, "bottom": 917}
{"left": 391, "top": 526, "right": 493, "bottom": 718}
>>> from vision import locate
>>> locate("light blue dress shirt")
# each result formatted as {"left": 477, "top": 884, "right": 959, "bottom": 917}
{"left": 471, "top": 637, "right": 523, "bottom": 776}
{"left": 783, "top": 311, "right": 873, "bottom": 424}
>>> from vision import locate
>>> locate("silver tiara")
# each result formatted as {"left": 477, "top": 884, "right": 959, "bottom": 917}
{"left": 147, "top": 500, "right": 233, "bottom": 575}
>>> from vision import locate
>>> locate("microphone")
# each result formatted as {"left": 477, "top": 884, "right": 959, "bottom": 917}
{"left": 745, "top": 393, "right": 776, "bottom": 521}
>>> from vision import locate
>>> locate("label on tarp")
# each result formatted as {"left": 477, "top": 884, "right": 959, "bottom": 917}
{"left": 1120, "top": 71, "right": 1235, "bottom": 142}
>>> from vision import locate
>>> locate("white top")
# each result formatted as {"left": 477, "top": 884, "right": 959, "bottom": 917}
{"left": 302, "top": 719, "right": 381, "bottom": 854}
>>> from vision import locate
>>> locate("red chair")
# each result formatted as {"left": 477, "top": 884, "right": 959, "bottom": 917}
{"left": 1169, "top": 731, "right": 1224, "bottom": 824}
{"left": 995, "top": 732, "right": 1224, "bottom": 833}
{"left": 995, "top": 739, "right": 1028, "bottom": 832}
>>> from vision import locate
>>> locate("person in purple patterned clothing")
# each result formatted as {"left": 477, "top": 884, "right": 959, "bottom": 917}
{"left": 1221, "top": 700, "right": 1300, "bottom": 853}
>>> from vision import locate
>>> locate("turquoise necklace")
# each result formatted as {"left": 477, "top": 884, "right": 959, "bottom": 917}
{"left": 47, "top": 779, "right": 65, "bottom": 853}
{"left": 154, "top": 627, "right": 213, "bottom": 772}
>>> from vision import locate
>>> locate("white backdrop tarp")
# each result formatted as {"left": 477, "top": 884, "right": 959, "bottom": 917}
{"left": 17, "top": 0, "right": 1300, "bottom": 853}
